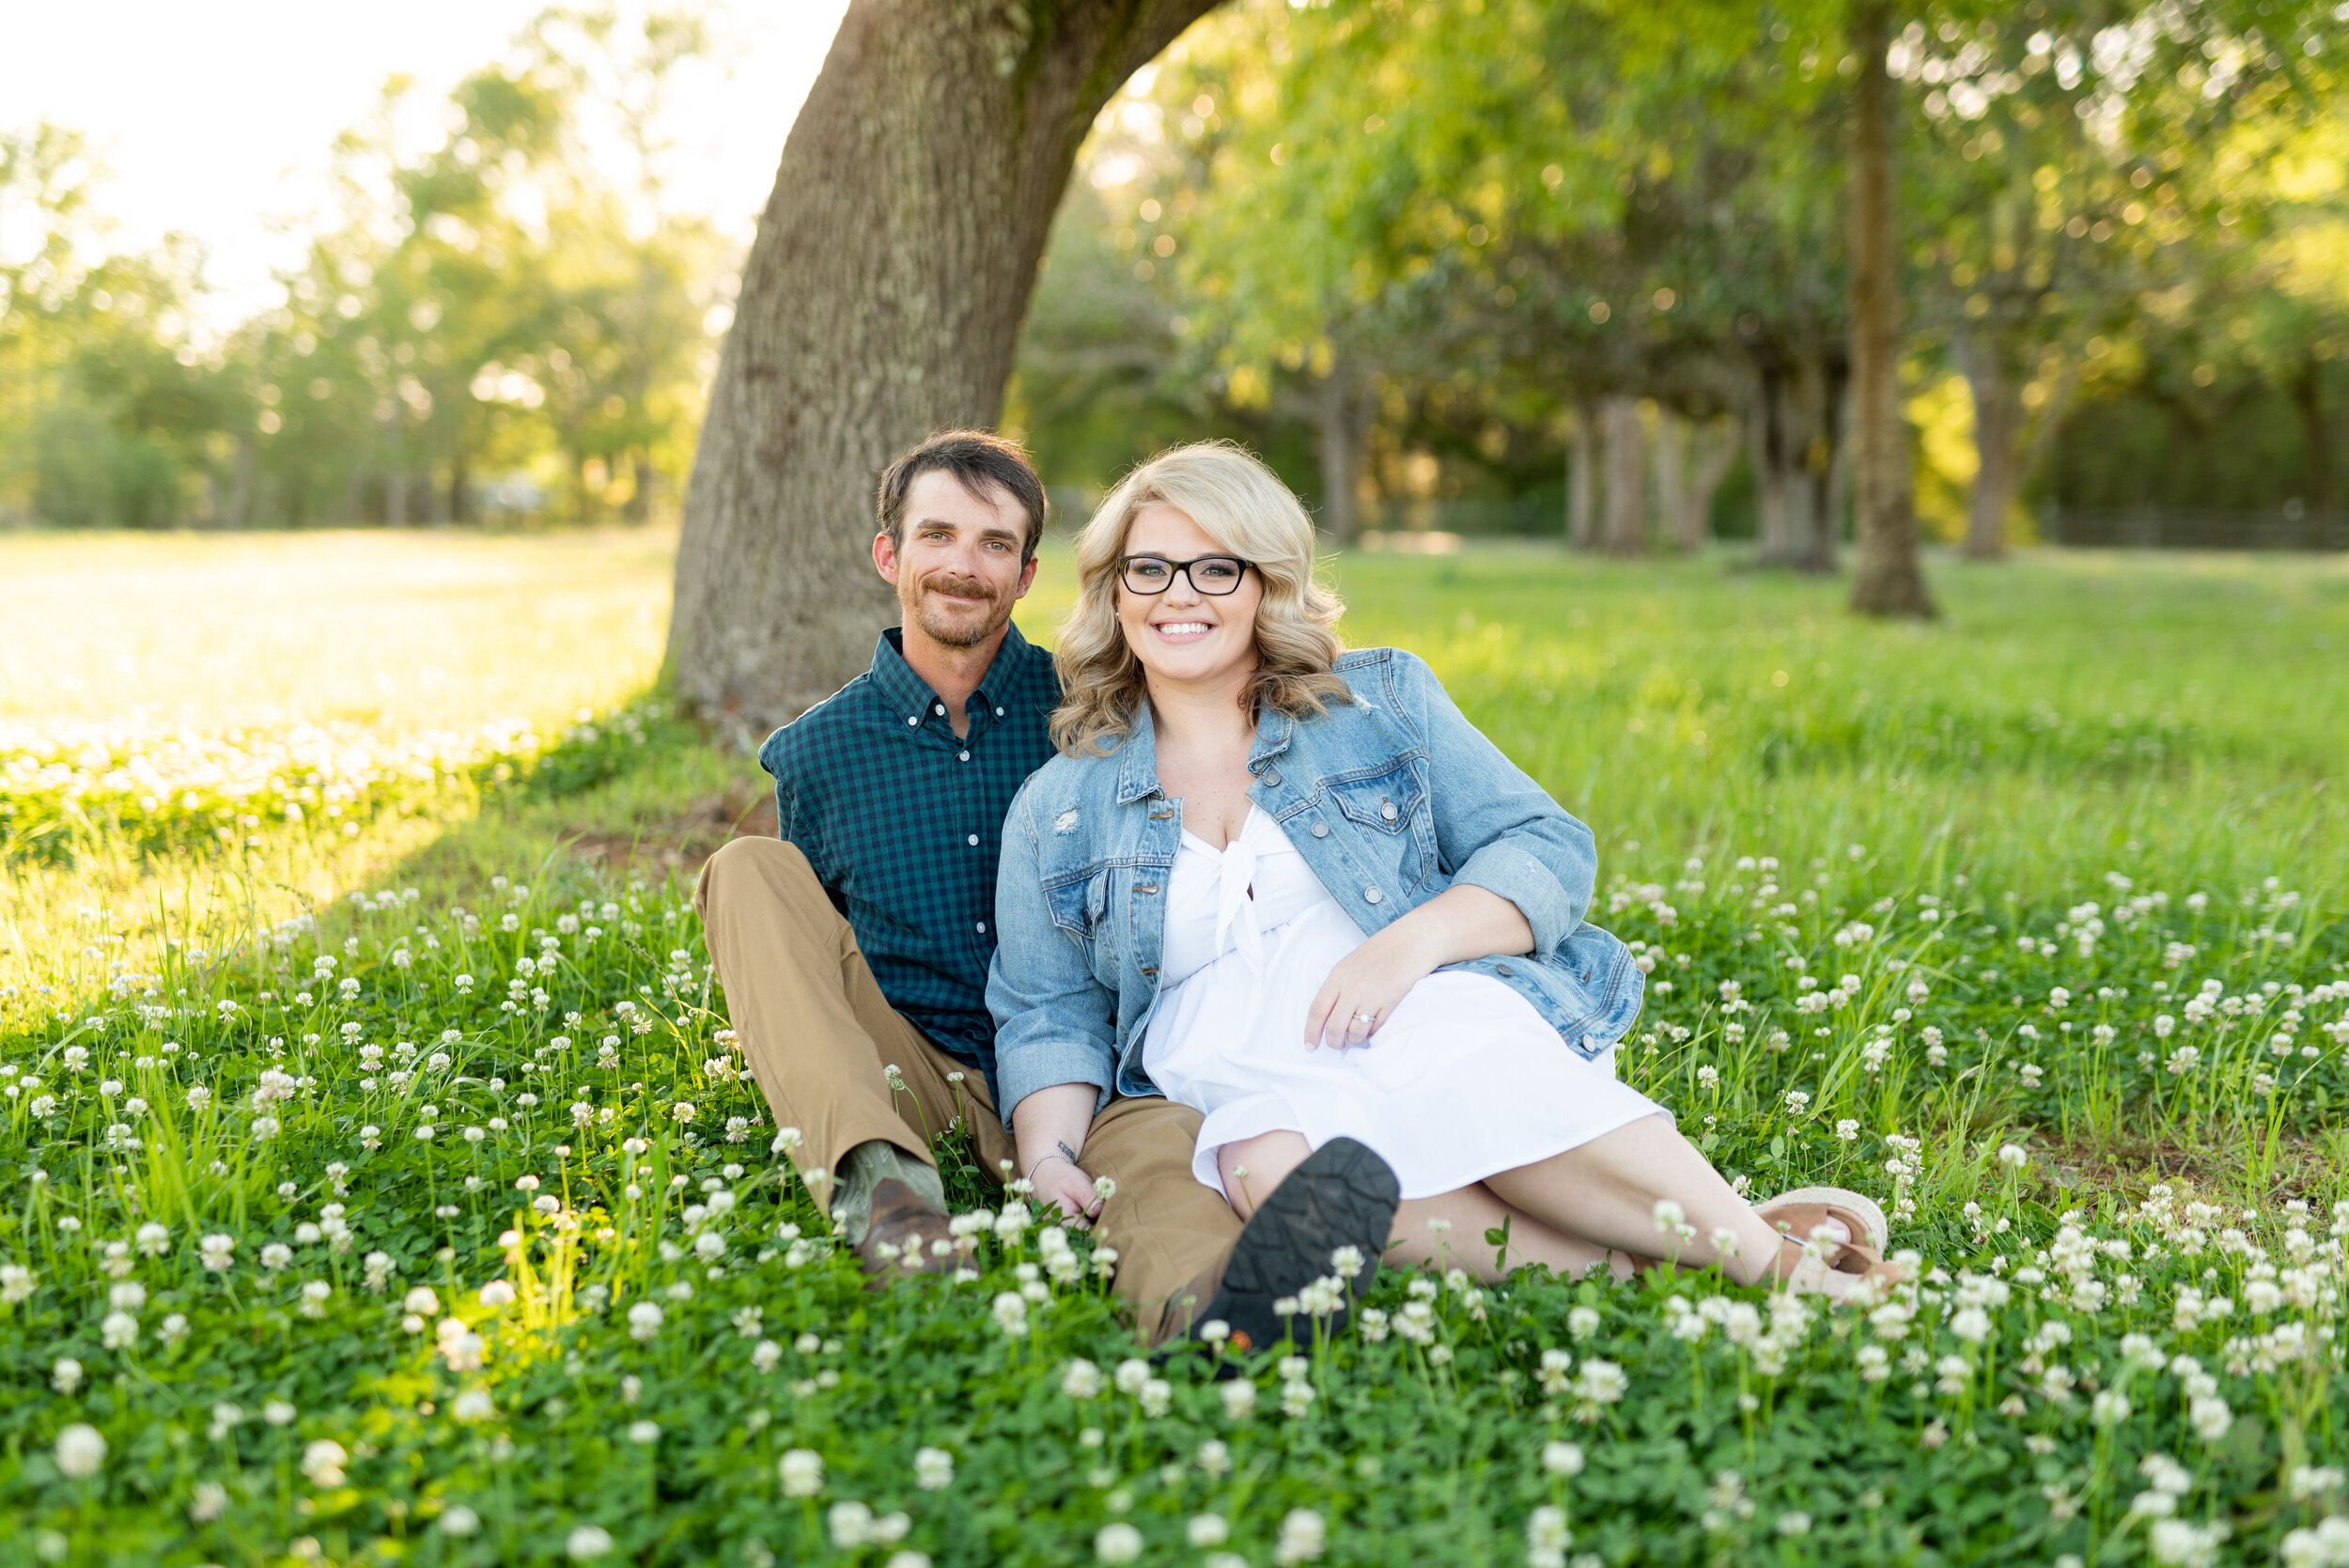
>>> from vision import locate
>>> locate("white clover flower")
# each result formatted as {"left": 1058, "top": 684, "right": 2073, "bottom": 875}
{"left": 403, "top": 1285, "right": 441, "bottom": 1316}
{"left": 628, "top": 1301, "right": 664, "bottom": 1342}
{"left": 480, "top": 1280, "right": 517, "bottom": 1309}
{"left": 261, "top": 1243, "right": 293, "bottom": 1271}
{"left": 1566, "top": 1306, "right": 1601, "bottom": 1341}
{"left": 101, "top": 1311, "right": 138, "bottom": 1350}
{"left": 451, "top": 1389, "right": 495, "bottom": 1423}
{"left": 109, "top": 1281, "right": 146, "bottom": 1312}
{"left": 2091, "top": 1389, "right": 2132, "bottom": 1427}
{"left": 439, "top": 1505, "right": 480, "bottom": 1537}
{"left": 1062, "top": 1358, "right": 1103, "bottom": 1399}
{"left": 54, "top": 1423, "right": 106, "bottom": 1479}
{"left": 628, "top": 1421, "right": 660, "bottom": 1445}
{"left": 1276, "top": 1507, "right": 1327, "bottom": 1565}
{"left": 1189, "top": 1514, "right": 1231, "bottom": 1547}
{"left": 1094, "top": 1523, "right": 1143, "bottom": 1564}
{"left": 914, "top": 1446, "right": 955, "bottom": 1490}
{"left": 2, "top": 1265, "right": 38, "bottom": 1304}
{"left": 53, "top": 1358, "right": 83, "bottom": 1395}
{"left": 263, "top": 1400, "right": 296, "bottom": 1427}
{"left": 302, "top": 1439, "right": 349, "bottom": 1487}
{"left": 1526, "top": 1503, "right": 1571, "bottom": 1568}
{"left": 991, "top": 1291, "right": 1029, "bottom": 1338}
{"left": 1998, "top": 1143, "right": 2028, "bottom": 1170}
{"left": 567, "top": 1525, "right": 613, "bottom": 1560}
{"left": 779, "top": 1449, "right": 825, "bottom": 1498}
{"left": 1221, "top": 1380, "right": 1257, "bottom": 1421}
{"left": 199, "top": 1234, "right": 237, "bottom": 1271}
{"left": 190, "top": 1481, "right": 229, "bottom": 1523}
{"left": 1542, "top": 1440, "right": 1585, "bottom": 1477}
{"left": 752, "top": 1339, "right": 782, "bottom": 1374}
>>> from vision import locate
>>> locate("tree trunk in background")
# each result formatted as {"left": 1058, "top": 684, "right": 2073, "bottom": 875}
{"left": 1681, "top": 416, "right": 1738, "bottom": 551}
{"left": 2293, "top": 355, "right": 2333, "bottom": 519}
{"left": 1846, "top": 0, "right": 1936, "bottom": 616}
{"left": 1653, "top": 408, "right": 1688, "bottom": 553}
{"left": 666, "top": 0, "right": 1225, "bottom": 732}
{"left": 1600, "top": 393, "right": 1645, "bottom": 555}
{"left": 627, "top": 452, "right": 655, "bottom": 525}
{"left": 1315, "top": 365, "right": 1372, "bottom": 541}
{"left": 222, "top": 430, "right": 256, "bottom": 528}
{"left": 1958, "top": 327, "right": 2020, "bottom": 559}
{"left": 1751, "top": 355, "right": 1837, "bottom": 572}
{"left": 447, "top": 449, "right": 470, "bottom": 525}
{"left": 1567, "top": 399, "right": 1597, "bottom": 549}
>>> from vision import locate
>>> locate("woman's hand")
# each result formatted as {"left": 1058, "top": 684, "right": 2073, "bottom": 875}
{"left": 1303, "top": 921, "right": 1439, "bottom": 1048}
{"left": 1029, "top": 1155, "right": 1106, "bottom": 1228}
{"left": 1303, "top": 884, "right": 1537, "bottom": 1049}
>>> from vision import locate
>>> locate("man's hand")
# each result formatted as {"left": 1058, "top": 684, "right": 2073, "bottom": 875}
{"left": 1029, "top": 1155, "right": 1104, "bottom": 1228}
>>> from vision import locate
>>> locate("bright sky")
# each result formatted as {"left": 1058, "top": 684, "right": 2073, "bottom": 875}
{"left": 0, "top": 0, "right": 851, "bottom": 333}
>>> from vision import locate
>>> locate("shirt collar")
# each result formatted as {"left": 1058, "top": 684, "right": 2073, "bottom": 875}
{"left": 870, "top": 620, "right": 1040, "bottom": 725}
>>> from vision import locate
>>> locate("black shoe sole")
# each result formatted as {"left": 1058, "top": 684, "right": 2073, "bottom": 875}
{"left": 1196, "top": 1137, "right": 1400, "bottom": 1353}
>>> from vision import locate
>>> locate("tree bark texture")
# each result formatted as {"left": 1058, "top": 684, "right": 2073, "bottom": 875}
{"left": 1845, "top": 0, "right": 1936, "bottom": 616}
{"left": 666, "top": 0, "right": 1225, "bottom": 731}
{"left": 1567, "top": 399, "right": 1597, "bottom": 549}
{"left": 1600, "top": 393, "right": 1646, "bottom": 556}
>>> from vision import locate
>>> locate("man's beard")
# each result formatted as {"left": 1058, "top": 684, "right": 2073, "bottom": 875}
{"left": 906, "top": 571, "right": 1012, "bottom": 648}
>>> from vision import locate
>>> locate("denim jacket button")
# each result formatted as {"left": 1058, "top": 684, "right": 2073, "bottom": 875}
{"left": 1262, "top": 768, "right": 1282, "bottom": 787}
{"left": 1310, "top": 820, "right": 1329, "bottom": 838}
{"left": 1380, "top": 800, "right": 1397, "bottom": 821}
{"left": 1363, "top": 886, "right": 1383, "bottom": 905}
{"left": 1495, "top": 963, "right": 1515, "bottom": 978}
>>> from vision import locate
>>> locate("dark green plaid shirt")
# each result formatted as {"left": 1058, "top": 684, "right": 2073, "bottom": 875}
{"left": 757, "top": 622, "right": 1060, "bottom": 1104}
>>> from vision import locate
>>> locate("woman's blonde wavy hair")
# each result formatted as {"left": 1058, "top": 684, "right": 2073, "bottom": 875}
{"left": 1051, "top": 441, "right": 1351, "bottom": 757}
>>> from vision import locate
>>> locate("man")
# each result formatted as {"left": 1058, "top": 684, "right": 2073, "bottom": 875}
{"left": 696, "top": 428, "right": 1398, "bottom": 1344}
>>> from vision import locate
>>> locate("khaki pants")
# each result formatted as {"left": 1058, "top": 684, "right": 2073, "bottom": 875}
{"left": 695, "top": 836, "right": 1240, "bottom": 1337}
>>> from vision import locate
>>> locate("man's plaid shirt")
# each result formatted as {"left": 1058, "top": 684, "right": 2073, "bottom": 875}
{"left": 757, "top": 622, "right": 1060, "bottom": 1104}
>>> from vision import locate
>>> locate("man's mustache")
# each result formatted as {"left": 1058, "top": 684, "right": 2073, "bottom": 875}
{"left": 919, "top": 572, "right": 1001, "bottom": 602}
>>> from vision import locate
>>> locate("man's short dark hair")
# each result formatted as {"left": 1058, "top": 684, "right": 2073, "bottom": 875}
{"left": 877, "top": 429, "right": 1048, "bottom": 565}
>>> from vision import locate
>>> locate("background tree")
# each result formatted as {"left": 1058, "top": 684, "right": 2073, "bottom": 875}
{"left": 663, "top": 0, "right": 1226, "bottom": 731}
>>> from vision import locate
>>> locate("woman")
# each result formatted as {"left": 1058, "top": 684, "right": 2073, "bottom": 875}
{"left": 987, "top": 442, "right": 1894, "bottom": 1297}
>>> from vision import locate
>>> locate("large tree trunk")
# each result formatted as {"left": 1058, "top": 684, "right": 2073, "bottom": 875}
{"left": 666, "top": 0, "right": 1223, "bottom": 731}
{"left": 1600, "top": 393, "right": 1645, "bottom": 556}
{"left": 1653, "top": 407, "right": 1688, "bottom": 552}
{"left": 1566, "top": 398, "right": 1597, "bottom": 549}
{"left": 1750, "top": 354, "right": 1837, "bottom": 572}
{"left": 1314, "top": 364, "right": 1373, "bottom": 541}
{"left": 1845, "top": 0, "right": 1936, "bottom": 616}
{"left": 1957, "top": 327, "right": 2021, "bottom": 559}
{"left": 1680, "top": 415, "right": 1738, "bottom": 551}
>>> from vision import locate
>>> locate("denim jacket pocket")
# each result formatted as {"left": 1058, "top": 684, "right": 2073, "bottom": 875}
{"left": 1326, "top": 761, "right": 1426, "bottom": 835}
{"left": 1042, "top": 863, "right": 1114, "bottom": 955}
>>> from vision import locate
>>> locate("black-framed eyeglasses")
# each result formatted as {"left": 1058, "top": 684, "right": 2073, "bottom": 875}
{"left": 1117, "top": 554, "right": 1252, "bottom": 596}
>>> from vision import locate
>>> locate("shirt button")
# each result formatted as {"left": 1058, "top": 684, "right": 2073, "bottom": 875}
{"left": 995, "top": 706, "right": 1005, "bottom": 717}
{"left": 967, "top": 833, "right": 980, "bottom": 846}
{"left": 975, "top": 922, "right": 988, "bottom": 934}
{"left": 1310, "top": 820, "right": 1329, "bottom": 838}
{"left": 959, "top": 751, "right": 971, "bottom": 762}
{"left": 933, "top": 704, "right": 945, "bottom": 717}
{"left": 906, "top": 715, "right": 920, "bottom": 726}
{"left": 1363, "top": 886, "right": 1383, "bottom": 905}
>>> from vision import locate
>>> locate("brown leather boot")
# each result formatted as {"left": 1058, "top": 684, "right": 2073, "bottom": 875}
{"left": 852, "top": 1177, "right": 957, "bottom": 1286}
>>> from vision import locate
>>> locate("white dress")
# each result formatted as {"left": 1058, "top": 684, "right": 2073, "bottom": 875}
{"left": 1143, "top": 807, "right": 1665, "bottom": 1202}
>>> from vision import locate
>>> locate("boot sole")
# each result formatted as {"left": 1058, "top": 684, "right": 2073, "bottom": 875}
{"left": 1197, "top": 1137, "right": 1400, "bottom": 1352}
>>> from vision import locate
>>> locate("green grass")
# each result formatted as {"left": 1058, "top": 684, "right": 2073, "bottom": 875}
{"left": 2, "top": 535, "right": 2346, "bottom": 1568}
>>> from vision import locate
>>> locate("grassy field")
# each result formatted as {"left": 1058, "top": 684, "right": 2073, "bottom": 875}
{"left": 2, "top": 530, "right": 2346, "bottom": 1568}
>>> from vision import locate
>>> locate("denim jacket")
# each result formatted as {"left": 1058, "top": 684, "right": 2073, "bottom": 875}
{"left": 986, "top": 646, "right": 1643, "bottom": 1126}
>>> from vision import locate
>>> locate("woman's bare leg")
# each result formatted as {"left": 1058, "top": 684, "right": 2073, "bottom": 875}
{"left": 1217, "top": 1130, "right": 1634, "bottom": 1284}
{"left": 1389, "top": 1188, "right": 1634, "bottom": 1283}
{"left": 1482, "top": 1112, "right": 1860, "bottom": 1298}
